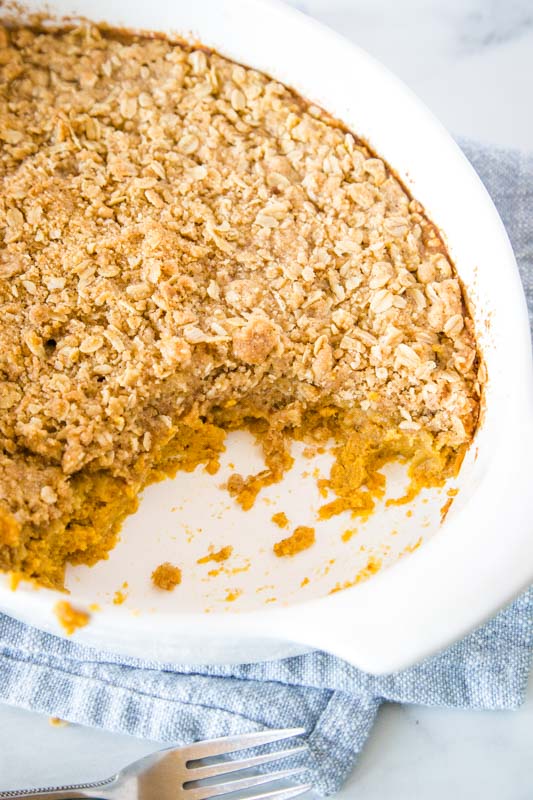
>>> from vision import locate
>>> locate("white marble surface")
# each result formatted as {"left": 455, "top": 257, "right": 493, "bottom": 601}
{"left": 1, "top": 0, "right": 532, "bottom": 797}
{"left": 293, "top": 0, "right": 533, "bottom": 149}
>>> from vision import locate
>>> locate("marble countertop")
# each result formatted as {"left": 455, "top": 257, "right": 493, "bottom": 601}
{"left": 1, "top": 0, "right": 532, "bottom": 797}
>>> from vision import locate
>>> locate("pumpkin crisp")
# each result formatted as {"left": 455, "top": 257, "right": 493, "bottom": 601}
{"left": 0, "top": 24, "right": 481, "bottom": 589}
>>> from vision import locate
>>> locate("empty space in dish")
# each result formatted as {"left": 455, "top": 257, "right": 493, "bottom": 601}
{"left": 62, "top": 429, "right": 467, "bottom": 613}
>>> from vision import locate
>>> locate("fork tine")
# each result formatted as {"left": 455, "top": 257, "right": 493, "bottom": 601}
{"left": 186, "top": 745, "right": 308, "bottom": 782}
{"left": 184, "top": 728, "right": 306, "bottom": 763}
{"left": 184, "top": 767, "right": 306, "bottom": 800}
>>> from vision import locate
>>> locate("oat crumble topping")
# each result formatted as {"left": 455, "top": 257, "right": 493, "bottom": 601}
{"left": 0, "top": 24, "right": 481, "bottom": 587}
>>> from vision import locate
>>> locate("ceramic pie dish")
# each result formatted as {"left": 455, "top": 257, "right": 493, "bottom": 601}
{"left": 0, "top": 0, "right": 532, "bottom": 673}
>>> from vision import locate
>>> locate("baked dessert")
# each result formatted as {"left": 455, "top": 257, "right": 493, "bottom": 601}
{"left": 0, "top": 24, "right": 482, "bottom": 588}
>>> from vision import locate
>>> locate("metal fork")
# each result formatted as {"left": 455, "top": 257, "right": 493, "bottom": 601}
{"left": 0, "top": 727, "right": 311, "bottom": 800}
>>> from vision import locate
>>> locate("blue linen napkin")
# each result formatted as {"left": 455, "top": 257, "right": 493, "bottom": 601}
{"left": 0, "top": 141, "right": 532, "bottom": 796}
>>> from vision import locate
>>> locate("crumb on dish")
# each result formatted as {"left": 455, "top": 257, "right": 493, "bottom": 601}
{"left": 225, "top": 588, "right": 242, "bottom": 602}
{"left": 273, "top": 525, "right": 315, "bottom": 557}
{"left": 329, "top": 555, "right": 382, "bottom": 593}
{"left": 113, "top": 582, "right": 129, "bottom": 605}
{"left": 271, "top": 511, "right": 289, "bottom": 529}
{"left": 197, "top": 545, "right": 233, "bottom": 564}
{"left": 341, "top": 528, "right": 357, "bottom": 542}
{"left": 151, "top": 562, "right": 182, "bottom": 591}
{"left": 54, "top": 600, "right": 90, "bottom": 635}
{"left": 400, "top": 536, "right": 423, "bottom": 557}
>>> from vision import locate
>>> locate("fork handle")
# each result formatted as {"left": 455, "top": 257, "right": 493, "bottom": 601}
{"left": 0, "top": 781, "right": 116, "bottom": 800}
{"left": 0, "top": 795, "right": 103, "bottom": 800}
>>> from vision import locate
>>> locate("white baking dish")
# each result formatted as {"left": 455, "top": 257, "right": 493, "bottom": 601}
{"left": 1, "top": 0, "right": 532, "bottom": 674}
